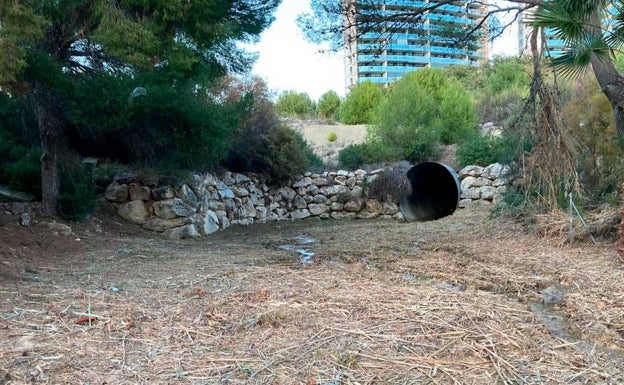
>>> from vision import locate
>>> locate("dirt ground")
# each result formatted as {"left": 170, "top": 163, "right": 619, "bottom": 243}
{"left": 290, "top": 121, "right": 367, "bottom": 166}
{"left": 1, "top": 205, "right": 623, "bottom": 384}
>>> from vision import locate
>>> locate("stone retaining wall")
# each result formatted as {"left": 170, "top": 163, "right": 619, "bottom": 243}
{"left": 0, "top": 202, "right": 37, "bottom": 227}
{"left": 101, "top": 163, "right": 514, "bottom": 239}
{"left": 0, "top": 163, "right": 514, "bottom": 234}
{"left": 458, "top": 163, "right": 514, "bottom": 207}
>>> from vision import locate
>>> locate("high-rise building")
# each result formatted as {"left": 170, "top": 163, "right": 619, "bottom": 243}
{"left": 343, "top": 0, "right": 489, "bottom": 90}
{"left": 518, "top": 7, "right": 616, "bottom": 58}
{"left": 518, "top": 11, "right": 569, "bottom": 57}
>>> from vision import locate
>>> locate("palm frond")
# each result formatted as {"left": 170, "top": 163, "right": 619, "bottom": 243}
{"left": 549, "top": 35, "right": 611, "bottom": 78}
{"left": 603, "top": 4, "right": 624, "bottom": 50}
{"left": 525, "top": 2, "right": 586, "bottom": 43}
{"left": 550, "top": 52, "right": 591, "bottom": 78}
{"left": 558, "top": 0, "right": 607, "bottom": 18}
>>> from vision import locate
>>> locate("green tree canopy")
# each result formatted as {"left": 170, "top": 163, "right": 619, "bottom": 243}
{"left": 0, "top": 0, "right": 280, "bottom": 214}
{"left": 276, "top": 90, "right": 315, "bottom": 118}
{"left": 485, "top": 57, "right": 531, "bottom": 94}
{"left": 339, "top": 81, "right": 384, "bottom": 124}
{"left": 528, "top": 0, "right": 624, "bottom": 136}
{"left": 368, "top": 68, "right": 477, "bottom": 162}
{"left": 316, "top": 90, "right": 341, "bottom": 120}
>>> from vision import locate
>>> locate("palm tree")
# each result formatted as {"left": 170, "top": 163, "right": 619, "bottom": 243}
{"left": 528, "top": 0, "right": 624, "bottom": 137}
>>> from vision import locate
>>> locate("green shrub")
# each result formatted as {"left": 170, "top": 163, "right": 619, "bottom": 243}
{"left": 327, "top": 132, "right": 338, "bottom": 142}
{"left": 456, "top": 133, "right": 524, "bottom": 167}
{"left": 367, "top": 69, "right": 475, "bottom": 165}
{"left": 486, "top": 58, "right": 530, "bottom": 94}
{"left": 338, "top": 143, "right": 369, "bottom": 169}
{"left": 339, "top": 82, "right": 384, "bottom": 124}
{"left": 58, "top": 156, "right": 97, "bottom": 221}
{"left": 402, "top": 128, "right": 442, "bottom": 164}
{"left": 316, "top": 91, "right": 341, "bottom": 120}
{"left": 276, "top": 90, "right": 314, "bottom": 118}
{"left": 338, "top": 141, "right": 397, "bottom": 169}
{"left": 456, "top": 134, "right": 502, "bottom": 167}
{"left": 260, "top": 125, "right": 309, "bottom": 183}
{"left": 223, "top": 95, "right": 321, "bottom": 183}
{"left": 437, "top": 81, "right": 479, "bottom": 144}
{"left": 2, "top": 147, "right": 42, "bottom": 196}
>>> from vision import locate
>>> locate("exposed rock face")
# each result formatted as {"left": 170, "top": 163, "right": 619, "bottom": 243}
{"left": 103, "top": 164, "right": 516, "bottom": 237}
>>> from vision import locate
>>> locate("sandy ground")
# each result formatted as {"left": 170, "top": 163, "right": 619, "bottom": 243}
{"left": 293, "top": 120, "right": 458, "bottom": 169}
{"left": 289, "top": 120, "right": 367, "bottom": 166}
{"left": 1, "top": 205, "right": 623, "bottom": 384}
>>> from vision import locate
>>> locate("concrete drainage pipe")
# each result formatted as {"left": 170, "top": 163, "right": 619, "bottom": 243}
{"left": 399, "top": 162, "right": 460, "bottom": 221}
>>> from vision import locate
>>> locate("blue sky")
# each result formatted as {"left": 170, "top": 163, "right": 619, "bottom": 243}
{"left": 248, "top": 0, "right": 518, "bottom": 101}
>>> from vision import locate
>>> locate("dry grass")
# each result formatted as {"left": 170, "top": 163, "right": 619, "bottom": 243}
{"left": 1, "top": 207, "right": 623, "bottom": 384}
{"left": 534, "top": 208, "right": 620, "bottom": 246}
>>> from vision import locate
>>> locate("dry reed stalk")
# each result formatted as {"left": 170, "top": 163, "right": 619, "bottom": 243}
{"left": 1, "top": 208, "right": 623, "bottom": 384}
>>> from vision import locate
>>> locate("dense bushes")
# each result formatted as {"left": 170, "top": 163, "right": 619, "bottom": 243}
{"left": 338, "top": 142, "right": 395, "bottom": 169}
{"left": 276, "top": 90, "right": 315, "bottom": 118}
{"left": 350, "top": 68, "right": 476, "bottom": 166}
{"left": 316, "top": 91, "right": 341, "bottom": 120}
{"left": 339, "top": 81, "right": 384, "bottom": 124}
{"left": 221, "top": 78, "right": 321, "bottom": 183}
{"left": 0, "top": 94, "right": 40, "bottom": 197}
{"left": 456, "top": 134, "right": 508, "bottom": 167}
{"left": 66, "top": 71, "right": 240, "bottom": 170}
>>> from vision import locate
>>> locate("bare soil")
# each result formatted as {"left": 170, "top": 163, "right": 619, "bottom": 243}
{"left": 291, "top": 120, "right": 367, "bottom": 166}
{"left": 1, "top": 206, "right": 623, "bottom": 384}
{"left": 294, "top": 121, "right": 458, "bottom": 170}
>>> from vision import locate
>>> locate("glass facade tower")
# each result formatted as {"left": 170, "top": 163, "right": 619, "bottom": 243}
{"left": 344, "top": 0, "right": 489, "bottom": 89}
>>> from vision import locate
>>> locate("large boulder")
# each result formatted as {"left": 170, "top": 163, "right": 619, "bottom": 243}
{"left": 163, "top": 224, "right": 199, "bottom": 240}
{"left": 104, "top": 183, "right": 129, "bottom": 203}
{"left": 117, "top": 200, "right": 149, "bottom": 224}
{"left": 178, "top": 184, "right": 199, "bottom": 208}
{"left": 128, "top": 184, "right": 151, "bottom": 201}
{"left": 153, "top": 198, "right": 196, "bottom": 219}
{"left": 142, "top": 217, "right": 189, "bottom": 232}
{"left": 193, "top": 212, "right": 219, "bottom": 235}
{"left": 152, "top": 185, "right": 176, "bottom": 200}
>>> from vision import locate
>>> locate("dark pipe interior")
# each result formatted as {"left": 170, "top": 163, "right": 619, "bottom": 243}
{"left": 399, "top": 162, "right": 460, "bottom": 221}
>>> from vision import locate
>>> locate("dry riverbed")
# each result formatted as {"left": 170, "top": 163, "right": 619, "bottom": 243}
{"left": 1, "top": 206, "right": 623, "bottom": 384}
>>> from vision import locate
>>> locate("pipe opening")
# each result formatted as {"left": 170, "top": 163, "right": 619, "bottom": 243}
{"left": 399, "top": 162, "right": 460, "bottom": 222}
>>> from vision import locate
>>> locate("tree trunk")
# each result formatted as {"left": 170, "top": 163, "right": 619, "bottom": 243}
{"left": 34, "top": 84, "right": 63, "bottom": 216}
{"left": 586, "top": 12, "right": 624, "bottom": 137}
{"left": 591, "top": 61, "right": 624, "bottom": 138}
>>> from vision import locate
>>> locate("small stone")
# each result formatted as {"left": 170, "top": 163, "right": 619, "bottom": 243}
{"left": 20, "top": 212, "right": 31, "bottom": 226}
